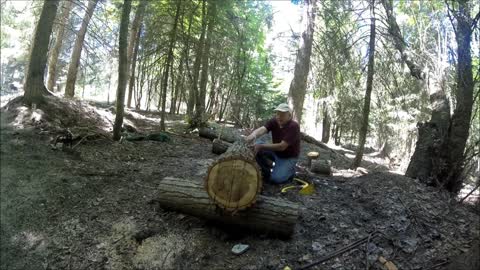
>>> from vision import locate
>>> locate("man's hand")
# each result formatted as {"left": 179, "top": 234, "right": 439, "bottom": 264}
{"left": 245, "top": 134, "right": 255, "bottom": 145}
{"left": 253, "top": 144, "right": 263, "bottom": 155}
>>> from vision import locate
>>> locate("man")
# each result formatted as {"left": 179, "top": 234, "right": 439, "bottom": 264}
{"left": 245, "top": 103, "right": 300, "bottom": 184}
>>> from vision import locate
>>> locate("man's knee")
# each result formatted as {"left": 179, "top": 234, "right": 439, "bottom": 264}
{"left": 270, "top": 170, "right": 293, "bottom": 184}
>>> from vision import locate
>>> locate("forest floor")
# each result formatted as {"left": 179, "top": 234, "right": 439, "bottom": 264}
{"left": 1, "top": 95, "right": 479, "bottom": 270}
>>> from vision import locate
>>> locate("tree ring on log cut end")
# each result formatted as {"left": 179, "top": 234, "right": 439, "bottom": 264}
{"left": 205, "top": 155, "right": 262, "bottom": 212}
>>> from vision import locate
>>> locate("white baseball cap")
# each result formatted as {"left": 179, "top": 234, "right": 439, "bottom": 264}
{"left": 274, "top": 103, "right": 291, "bottom": 112}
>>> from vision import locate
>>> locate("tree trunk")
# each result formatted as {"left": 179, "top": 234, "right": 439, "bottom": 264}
{"left": 126, "top": 0, "right": 147, "bottom": 108}
{"left": 442, "top": 0, "right": 475, "bottom": 192}
{"left": 128, "top": 24, "right": 142, "bottom": 109}
{"left": 188, "top": 0, "right": 207, "bottom": 122}
{"left": 46, "top": 0, "right": 73, "bottom": 92}
{"left": 287, "top": 0, "right": 316, "bottom": 124}
{"left": 205, "top": 141, "right": 262, "bottom": 212}
{"left": 351, "top": 0, "right": 376, "bottom": 169}
{"left": 321, "top": 106, "right": 331, "bottom": 143}
{"left": 112, "top": 0, "right": 132, "bottom": 141}
{"left": 160, "top": 0, "right": 181, "bottom": 131}
{"left": 193, "top": 0, "right": 216, "bottom": 127}
{"left": 156, "top": 177, "right": 300, "bottom": 237}
{"left": 64, "top": 0, "right": 98, "bottom": 98}
{"left": 382, "top": 0, "right": 475, "bottom": 192}
{"left": 23, "top": 0, "right": 59, "bottom": 106}
{"left": 212, "top": 138, "right": 232, "bottom": 155}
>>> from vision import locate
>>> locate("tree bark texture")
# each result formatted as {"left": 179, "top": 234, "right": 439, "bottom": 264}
{"left": 157, "top": 177, "right": 300, "bottom": 237}
{"left": 212, "top": 138, "right": 231, "bottom": 155}
{"left": 23, "top": 0, "right": 59, "bottom": 106}
{"left": 352, "top": 0, "right": 376, "bottom": 169}
{"left": 112, "top": 0, "right": 132, "bottom": 141}
{"left": 287, "top": 0, "right": 316, "bottom": 124}
{"left": 47, "top": 0, "right": 73, "bottom": 92}
{"left": 198, "top": 126, "right": 242, "bottom": 143}
{"left": 64, "top": 0, "right": 98, "bottom": 98}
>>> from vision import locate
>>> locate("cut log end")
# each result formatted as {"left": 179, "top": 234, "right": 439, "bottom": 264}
{"left": 205, "top": 155, "right": 262, "bottom": 211}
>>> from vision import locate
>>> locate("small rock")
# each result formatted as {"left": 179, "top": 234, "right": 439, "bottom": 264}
{"left": 231, "top": 244, "right": 249, "bottom": 255}
{"left": 312, "top": 241, "right": 324, "bottom": 252}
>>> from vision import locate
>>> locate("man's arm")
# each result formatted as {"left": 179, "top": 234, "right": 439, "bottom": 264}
{"left": 255, "top": 141, "right": 288, "bottom": 153}
{"left": 245, "top": 126, "right": 268, "bottom": 143}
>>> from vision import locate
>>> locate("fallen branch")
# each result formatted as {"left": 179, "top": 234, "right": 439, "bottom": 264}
{"left": 299, "top": 231, "right": 380, "bottom": 270}
{"left": 459, "top": 182, "right": 480, "bottom": 203}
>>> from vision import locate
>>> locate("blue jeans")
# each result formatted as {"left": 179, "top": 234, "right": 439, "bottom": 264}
{"left": 255, "top": 150, "right": 298, "bottom": 184}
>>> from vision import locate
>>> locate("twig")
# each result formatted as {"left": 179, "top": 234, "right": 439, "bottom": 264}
{"left": 425, "top": 259, "right": 449, "bottom": 270}
{"left": 72, "top": 134, "right": 91, "bottom": 149}
{"left": 459, "top": 181, "right": 480, "bottom": 203}
{"left": 299, "top": 231, "right": 380, "bottom": 270}
{"left": 365, "top": 232, "right": 373, "bottom": 270}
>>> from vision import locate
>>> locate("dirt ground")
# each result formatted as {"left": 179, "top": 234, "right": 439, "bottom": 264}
{"left": 1, "top": 96, "right": 479, "bottom": 270}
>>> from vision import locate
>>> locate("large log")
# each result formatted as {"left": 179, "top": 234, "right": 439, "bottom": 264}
{"left": 205, "top": 141, "right": 262, "bottom": 212}
{"left": 311, "top": 159, "right": 331, "bottom": 175}
{"left": 199, "top": 127, "right": 241, "bottom": 143}
{"left": 157, "top": 177, "right": 301, "bottom": 237}
{"left": 212, "top": 138, "right": 231, "bottom": 154}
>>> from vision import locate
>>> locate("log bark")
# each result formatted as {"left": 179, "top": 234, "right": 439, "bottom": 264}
{"left": 199, "top": 126, "right": 241, "bottom": 143}
{"left": 311, "top": 160, "right": 331, "bottom": 175}
{"left": 157, "top": 177, "right": 300, "bottom": 237}
{"left": 212, "top": 138, "right": 231, "bottom": 154}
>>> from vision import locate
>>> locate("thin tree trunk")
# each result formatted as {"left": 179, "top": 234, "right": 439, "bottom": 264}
{"left": 129, "top": 24, "right": 142, "bottom": 108}
{"left": 187, "top": 0, "right": 207, "bottom": 119}
{"left": 64, "top": 0, "right": 98, "bottom": 98}
{"left": 160, "top": 0, "right": 181, "bottom": 131}
{"left": 287, "top": 0, "right": 317, "bottom": 124}
{"left": 23, "top": 0, "right": 59, "bottom": 106}
{"left": 112, "top": 0, "right": 132, "bottom": 141}
{"left": 47, "top": 0, "right": 73, "bottom": 92}
{"left": 193, "top": 0, "right": 216, "bottom": 126}
{"left": 321, "top": 104, "right": 331, "bottom": 143}
{"left": 352, "top": 0, "right": 376, "bottom": 169}
{"left": 126, "top": 0, "right": 147, "bottom": 108}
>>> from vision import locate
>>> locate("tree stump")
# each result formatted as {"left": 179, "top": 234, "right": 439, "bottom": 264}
{"left": 307, "top": 151, "right": 319, "bottom": 167}
{"left": 212, "top": 139, "right": 231, "bottom": 155}
{"left": 205, "top": 141, "right": 262, "bottom": 212}
{"left": 156, "top": 177, "right": 300, "bottom": 237}
{"left": 311, "top": 159, "right": 331, "bottom": 175}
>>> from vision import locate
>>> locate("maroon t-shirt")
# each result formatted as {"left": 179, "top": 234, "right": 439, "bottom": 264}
{"left": 264, "top": 118, "right": 300, "bottom": 158}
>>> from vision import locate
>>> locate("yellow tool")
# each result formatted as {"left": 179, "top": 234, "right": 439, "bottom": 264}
{"left": 281, "top": 178, "right": 314, "bottom": 195}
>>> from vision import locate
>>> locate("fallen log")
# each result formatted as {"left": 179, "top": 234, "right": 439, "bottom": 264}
{"left": 156, "top": 177, "right": 301, "bottom": 237}
{"left": 311, "top": 159, "right": 331, "bottom": 175}
{"left": 199, "top": 127, "right": 241, "bottom": 143}
{"left": 205, "top": 141, "right": 262, "bottom": 212}
{"left": 301, "top": 132, "right": 350, "bottom": 162}
{"left": 212, "top": 138, "right": 231, "bottom": 155}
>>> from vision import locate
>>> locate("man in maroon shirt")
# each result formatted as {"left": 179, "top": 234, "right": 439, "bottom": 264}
{"left": 245, "top": 103, "right": 300, "bottom": 184}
